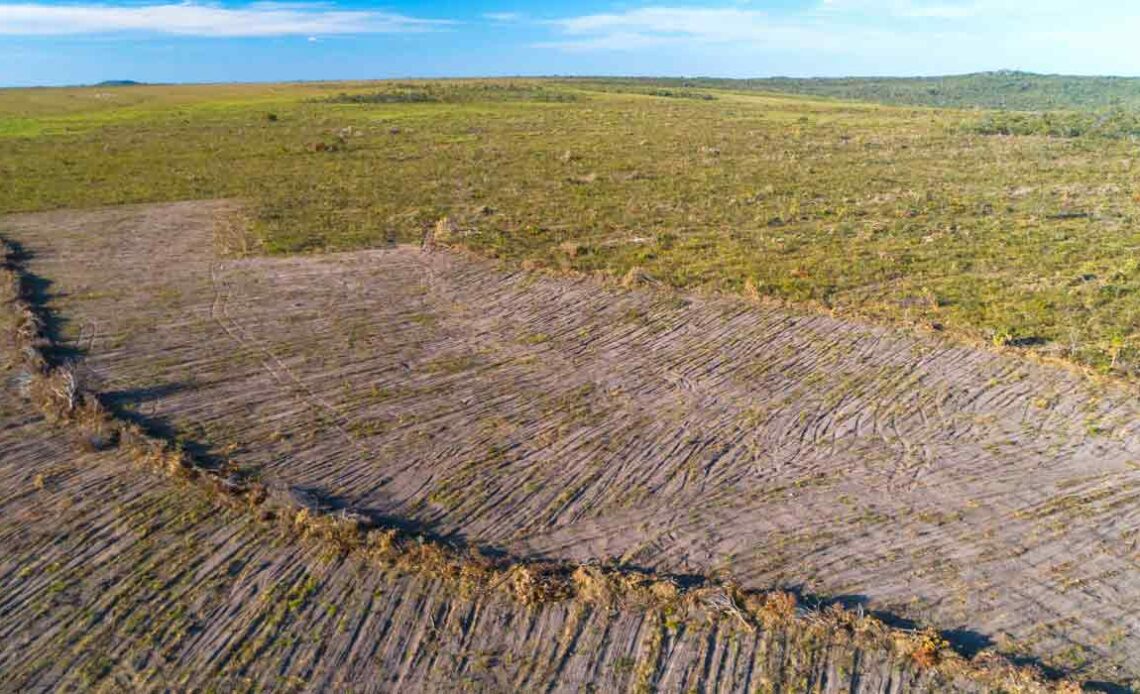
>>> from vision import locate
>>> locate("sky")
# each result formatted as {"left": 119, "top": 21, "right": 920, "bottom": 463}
{"left": 3, "top": 0, "right": 1140, "bottom": 87}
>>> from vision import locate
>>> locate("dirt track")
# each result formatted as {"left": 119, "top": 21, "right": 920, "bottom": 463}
{"left": 4, "top": 201, "right": 1140, "bottom": 685}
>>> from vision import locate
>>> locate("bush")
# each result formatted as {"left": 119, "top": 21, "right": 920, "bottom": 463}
{"left": 967, "top": 109, "right": 1140, "bottom": 139}
{"left": 318, "top": 82, "right": 579, "bottom": 105}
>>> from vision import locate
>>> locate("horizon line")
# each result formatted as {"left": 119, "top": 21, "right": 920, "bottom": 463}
{"left": 9, "top": 69, "right": 1140, "bottom": 90}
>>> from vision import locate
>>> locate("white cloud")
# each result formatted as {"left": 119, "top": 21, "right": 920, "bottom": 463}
{"left": 818, "top": 0, "right": 977, "bottom": 18}
{"left": 556, "top": 7, "right": 769, "bottom": 41}
{"left": 483, "top": 12, "right": 522, "bottom": 23}
{"left": 541, "top": 6, "right": 925, "bottom": 54}
{"left": 0, "top": 2, "right": 447, "bottom": 37}
{"left": 537, "top": 1, "right": 1126, "bottom": 71}
{"left": 817, "top": 0, "right": 1075, "bottom": 19}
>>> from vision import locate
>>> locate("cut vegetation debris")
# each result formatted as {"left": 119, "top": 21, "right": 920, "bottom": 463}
{"left": 2, "top": 219, "right": 1078, "bottom": 692}
{"left": 3, "top": 201, "right": 1138, "bottom": 688}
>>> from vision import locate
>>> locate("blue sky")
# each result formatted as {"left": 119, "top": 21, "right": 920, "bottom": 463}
{"left": 2, "top": 1, "right": 1139, "bottom": 87}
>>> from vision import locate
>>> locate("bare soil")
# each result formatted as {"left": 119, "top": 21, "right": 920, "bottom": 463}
{"left": 4, "top": 200, "right": 1139, "bottom": 685}
{"left": 8, "top": 380, "right": 975, "bottom": 692}
{"left": 0, "top": 284, "right": 998, "bottom": 693}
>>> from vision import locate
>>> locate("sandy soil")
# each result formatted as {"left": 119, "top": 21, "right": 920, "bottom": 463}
{"left": 4, "top": 200, "right": 1139, "bottom": 686}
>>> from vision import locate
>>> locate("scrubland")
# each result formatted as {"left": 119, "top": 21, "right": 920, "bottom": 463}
{"left": 5, "top": 78, "right": 1140, "bottom": 377}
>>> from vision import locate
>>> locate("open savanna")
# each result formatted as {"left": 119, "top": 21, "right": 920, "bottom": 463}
{"left": 4, "top": 78, "right": 1140, "bottom": 379}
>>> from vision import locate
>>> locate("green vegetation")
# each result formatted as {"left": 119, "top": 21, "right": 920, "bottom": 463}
{"left": 588, "top": 71, "right": 1140, "bottom": 111}
{"left": 5, "top": 78, "right": 1140, "bottom": 377}
{"left": 319, "top": 81, "right": 579, "bottom": 104}
{"left": 567, "top": 81, "right": 718, "bottom": 101}
{"left": 968, "top": 109, "right": 1140, "bottom": 139}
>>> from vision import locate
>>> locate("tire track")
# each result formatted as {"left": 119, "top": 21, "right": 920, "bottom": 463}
{"left": 5, "top": 200, "right": 1137, "bottom": 684}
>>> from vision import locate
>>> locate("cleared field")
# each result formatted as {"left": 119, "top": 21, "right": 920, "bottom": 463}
{"left": 0, "top": 212, "right": 1063, "bottom": 692}
{"left": 4, "top": 367, "right": 970, "bottom": 693}
{"left": 3, "top": 200, "right": 1137, "bottom": 687}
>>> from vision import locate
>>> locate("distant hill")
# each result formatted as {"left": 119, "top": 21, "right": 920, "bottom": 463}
{"left": 93, "top": 80, "right": 143, "bottom": 87}
{"left": 573, "top": 72, "right": 1140, "bottom": 111}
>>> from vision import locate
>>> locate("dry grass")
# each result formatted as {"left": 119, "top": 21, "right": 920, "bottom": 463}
{"left": 212, "top": 203, "right": 261, "bottom": 258}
